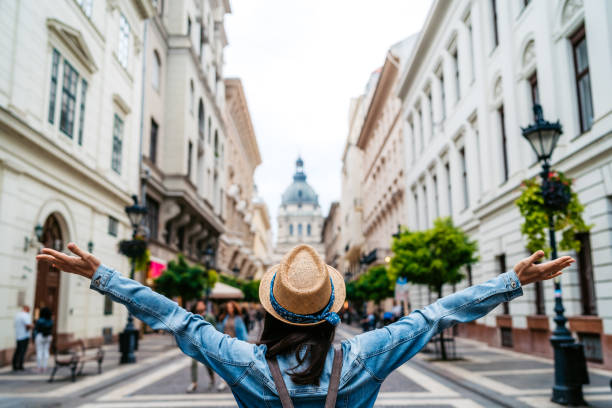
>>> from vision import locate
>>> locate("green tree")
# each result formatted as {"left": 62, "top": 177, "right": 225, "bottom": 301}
{"left": 154, "top": 255, "right": 217, "bottom": 308}
{"left": 389, "top": 217, "right": 478, "bottom": 360}
{"left": 241, "top": 280, "right": 261, "bottom": 303}
{"left": 353, "top": 265, "right": 394, "bottom": 305}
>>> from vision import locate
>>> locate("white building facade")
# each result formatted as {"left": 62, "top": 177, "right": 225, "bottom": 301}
{"left": 397, "top": 0, "right": 612, "bottom": 368}
{"left": 0, "top": 0, "right": 155, "bottom": 363}
{"left": 275, "top": 158, "right": 325, "bottom": 258}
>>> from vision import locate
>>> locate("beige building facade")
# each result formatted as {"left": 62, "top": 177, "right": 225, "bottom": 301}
{"left": 251, "top": 197, "right": 273, "bottom": 280}
{"left": 218, "top": 78, "right": 262, "bottom": 279}
{"left": 322, "top": 202, "right": 341, "bottom": 269}
{"left": 0, "top": 0, "right": 155, "bottom": 363}
{"left": 140, "top": 0, "right": 230, "bottom": 275}
{"left": 356, "top": 36, "right": 417, "bottom": 272}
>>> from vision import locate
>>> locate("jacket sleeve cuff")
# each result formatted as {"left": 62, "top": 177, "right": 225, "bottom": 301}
{"left": 90, "top": 264, "right": 117, "bottom": 294}
{"left": 502, "top": 269, "right": 523, "bottom": 301}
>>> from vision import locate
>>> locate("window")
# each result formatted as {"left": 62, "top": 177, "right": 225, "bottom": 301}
{"left": 145, "top": 196, "right": 160, "bottom": 241}
{"left": 417, "top": 107, "right": 424, "bottom": 152}
{"left": 207, "top": 117, "right": 212, "bottom": 142}
{"left": 307, "top": 224, "right": 311, "bottom": 236}
{"left": 426, "top": 89, "right": 433, "bottom": 138}
{"left": 523, "top": 0, "right": 531, "bottom": 8}
{"left": 118, "top": 14, "right": 130, "bottom": 68}
{"left": 78, "top": 79, "right": 87, "bottom": 145}
{"left": 187, "top": 16, "right": 191, "bottom": 36}
{"left": 433, "top": 174, "right": 439, "bottom": 217}
{"left": 214, "top": 130, "right": 219, "bottom": 157}
{"left": 422, "top": 184, "right": 429, "bottom": 227}
{"left": 535, "top": 280, "right": 545, "bottom": 315}
{"left": 187, "top": 141, "right": 193, "bottom": 177}
{"left": 189, "top": 80, "right": 194, "bottom": 114}
{"left": 571, "top": 26, "right": 594, "bottom": 133}
{"left": 198, "top": 100, "right": 205, "bottom": 139}
{"left": 298, "top": 224, "right": 303, "bottom": 236}
{"left": 108, "top": 216, "right": 118, "bottom": 236}
{"left": 48, "top": 49, "right": 61, "bottom": 124}
{"left": 152, "top": 50, "right": 161, "bottom": 91}
{"left": 576, "top": 232, "right": 597, "bottom": 315}
{"left": 104, "top": 295, "right": 113, "bottom": 315}
{"left": 445, "top": 162, "right": 452, "bottom": 215}
{"left": 439, "top": 72, "right": 446, "bottom": 120}
{"left": 413, "top": 189, "right": 420, "bottom": 229}
{"left": 528, "top": 72, "right": 539, "bottom": 113}
{"left": 111, "top": 114, "right": 123, "bottom": 174}
{"left": 408, "top": 118, "right": 415, "bottom": 163}
{"left": 452, "top": 49, "right": 460, "bottom": 101}
{"left": 491, "top": 0, "right": 499, "bottom": 48}
{"left": 60, "top": 60, "right": 79, "bottom": 138}
{"left": 289, "top": 224, "right": 294, "bottom": 235}
{"left": 150, "top": 119, "right": 158, "bottom": 164}
{"left": 76, "top": 0, "right": 93, "bottom": 17}
{"left": 466, "top": 17, "right": 475, "bottom": 82}
{"left": 498, "top": 106, "right": 509, "bottom": 182}
{"left": 460, "top": 147, "right": 469, "bottom": 209}
{"left": 497, "top": 254, "right": 509, "bottom": 314}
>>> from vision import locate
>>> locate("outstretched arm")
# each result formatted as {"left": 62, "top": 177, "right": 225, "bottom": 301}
{"left": 348, "top": 250, "right": 574, "bottom": 380}
{"left": 36, "top": 243, "right": 257, "bottom": 385}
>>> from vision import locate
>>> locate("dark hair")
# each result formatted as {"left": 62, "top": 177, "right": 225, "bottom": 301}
{"left": 257, "top": 312, "right": 335, "bottom": 386}
{"left": 190, "top": 299, "right": 205, "bottom": 314}
{"left": 40, "top": 307, "right": 52, "bottom": 320}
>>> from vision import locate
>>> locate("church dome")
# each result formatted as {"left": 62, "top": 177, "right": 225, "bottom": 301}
{"left": 281, "top": 157, "right": 319, "bottom": 206}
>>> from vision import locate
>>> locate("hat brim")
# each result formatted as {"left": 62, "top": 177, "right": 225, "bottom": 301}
{"left": 259, "top": 264, "right": 346, "bottom": 327}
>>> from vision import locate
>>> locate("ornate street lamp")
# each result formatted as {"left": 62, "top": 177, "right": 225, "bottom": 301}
{"left": 521, "top": 104, "right": 588, "bottom": 405}
{"left": 120, "top": 195, "right": 147, "bottom": 364}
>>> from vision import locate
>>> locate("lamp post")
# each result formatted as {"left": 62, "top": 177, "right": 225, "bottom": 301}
{"left": 521, "top": 104, "right": 587, "bottom": 405}
{"left": 120, "top": 195, "right": 147, "bottom": 364}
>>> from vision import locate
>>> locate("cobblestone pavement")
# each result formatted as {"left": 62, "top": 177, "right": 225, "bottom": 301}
{"left": 1, "top": 325, "right": 611, "bottom": 408}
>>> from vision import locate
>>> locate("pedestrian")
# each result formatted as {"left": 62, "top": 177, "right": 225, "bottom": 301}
{"left": 216, "top": 300, "right": 247, "bottom": 391}
{"left": 12, "top": 305, "right": 33, "bottom": 371}
{"left": 37, "top": 243, "right": 573, "bottom": 408}
{"left": 33, "top": 307, "right": 53, "bottom": 373}
{"left": 186, "top": 299, "right": 217, "bottom": 393}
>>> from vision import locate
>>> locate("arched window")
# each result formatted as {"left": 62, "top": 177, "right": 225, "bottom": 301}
{"left": 289, "top": 224, "right": 294, "bottom": 235}
{"left": 198, "top": 99, "right": 205, "bottom": 138}
{"left": 307, "top": 224, "right": 311, "bottom": 236}
{"left": 189, "top": 80, "right": 194, "bottom": 114}
{"left": 298, "top": 224, "right": 303, "bottom": 236}
{"left": 152, "top": 50, "right": 161, "bottom": 91}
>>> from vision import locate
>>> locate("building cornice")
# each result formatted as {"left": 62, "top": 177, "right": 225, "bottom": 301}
{"left": 224, "top": 78, "right": 262, "bottom": 167}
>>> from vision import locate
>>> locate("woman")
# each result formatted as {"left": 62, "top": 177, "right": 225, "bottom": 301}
{"left": 33, "top": 307, "right": 53, "bottom": 373}
{"left": 187, "top": 300, "right": 217, "bottom": 393}
{"left": 216, "top": 300, "right": 247, "bottom": 391}
{"left": 37, "top": 243, "right": 572, "bottom": 408}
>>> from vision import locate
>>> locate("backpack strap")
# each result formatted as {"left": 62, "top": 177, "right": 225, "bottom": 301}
{"left": 324, "top": 345, "right": 343, "bottom": 408}
{"left": 266, "top": 344, "right": 344, "bottom": 408}
{"left": 266, "top": 355, "right": 294, "bottom": 408}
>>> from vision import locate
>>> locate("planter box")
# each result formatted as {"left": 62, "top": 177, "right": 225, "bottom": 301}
{"left": 568, "top": 316, "right": 602, "bottom": 334}
{"left": 527, "top": 315, "right": 550, "bottom": 331}
{"left": 496, "top": 315, "right": 512, "bottom": 328}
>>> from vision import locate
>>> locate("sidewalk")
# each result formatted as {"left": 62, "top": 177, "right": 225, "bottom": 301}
{"left": 0, "top": 333, "right": 178, "bottom": 406}
{"left": 415, "top": 335, "right": 612, "bottom": 408}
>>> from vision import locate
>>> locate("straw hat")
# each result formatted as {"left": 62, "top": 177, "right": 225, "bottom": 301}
{"left": 259, "top": 244, "right": 346, "bottom": 326}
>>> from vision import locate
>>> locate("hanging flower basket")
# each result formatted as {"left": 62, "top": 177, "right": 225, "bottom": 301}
{"left": 541, "top": 172, "right": 572, "bottom": 212}
{"left": 118, "top": 238, "right": 147, "bottom": 259}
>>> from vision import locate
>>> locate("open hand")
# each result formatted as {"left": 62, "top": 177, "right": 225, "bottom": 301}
{"left": 36, "top": 243, "right": 101, "bottom": 279}
{"left": 514, "top": 250, "right": 574, "bottom": 286}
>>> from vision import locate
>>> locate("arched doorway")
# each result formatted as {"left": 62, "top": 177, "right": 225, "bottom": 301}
{"left": 34, "top": 214, "right": 64, "bottom": 345}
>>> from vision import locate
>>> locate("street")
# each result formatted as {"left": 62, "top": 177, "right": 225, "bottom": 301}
{"left": 1, "top": 325, "right": 610, "bottom": 408}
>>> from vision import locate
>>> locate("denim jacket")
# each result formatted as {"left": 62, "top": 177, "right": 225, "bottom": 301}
{"left": 90, "top": 265, "right": 522, "bottom": 408}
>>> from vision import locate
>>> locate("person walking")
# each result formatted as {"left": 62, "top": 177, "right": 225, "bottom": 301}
{"left": 33, "top": 307, "right": 53, "bottom": 373}
{"left": 12, "top": 305, "right": 33, "bottom": 371}
{"left": 37, "top": 243, "right": 573, "bottom": 408}
{"left": 216, "top": 300, "right": 247, "bottom": 391}
{"left": 186, "top": 300, "right": 217, "bottom": 393}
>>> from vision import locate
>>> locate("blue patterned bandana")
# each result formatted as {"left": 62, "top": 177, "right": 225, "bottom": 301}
{"left": 269, "top": 272, "right": 340, "bottom": 326}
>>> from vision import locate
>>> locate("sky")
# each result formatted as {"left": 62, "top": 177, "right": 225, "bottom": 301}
{"left": 224, "top": 0, "right": 433, "bottom": 240}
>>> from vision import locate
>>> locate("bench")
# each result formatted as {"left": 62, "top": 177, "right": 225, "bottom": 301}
{"left": 49, "top": 339, "right": 104, "bottom": 382}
